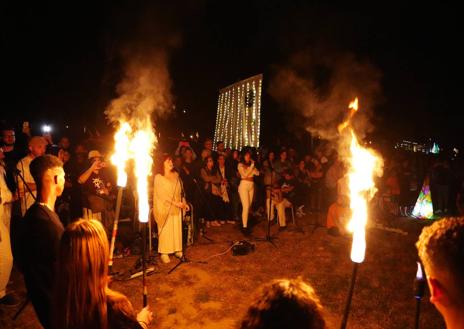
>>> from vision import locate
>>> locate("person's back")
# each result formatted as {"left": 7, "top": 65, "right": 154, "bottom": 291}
{"left": 240, "top": 279, "right": 326, "bottom": 329}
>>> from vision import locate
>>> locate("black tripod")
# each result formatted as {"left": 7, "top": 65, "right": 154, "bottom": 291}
{"left": 254, "top": 166, "right": 278, "bottom": 247}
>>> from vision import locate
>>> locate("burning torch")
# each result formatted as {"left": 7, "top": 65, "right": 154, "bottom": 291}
{"left": 132, "top": 126, "right": 155, "bottom": 307}
{"left": 339, "top": 99, "right": 382, "bottom": 329}
{"left": 414, "top": 262, "right": 426, "bottom": 329}
{"left": 109, "top": 122, "right": 131, "bottom": 275}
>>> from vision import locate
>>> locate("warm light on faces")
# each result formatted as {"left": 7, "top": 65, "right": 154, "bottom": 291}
{"left": 164, "top": 158, "right": 174, "bottom": 173}
{"left": 2, "top": 130, "right": 15, "bottom": 145}
{"left": 30, "top": 144, "right": 47, "bottom": 157}
{"left": 45, "top": 167, "right": 66, "bottom": 195}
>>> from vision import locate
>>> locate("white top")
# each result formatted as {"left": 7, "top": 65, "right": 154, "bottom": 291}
{"left": 238, "top": 162, "right": 259, "bottom": 179}
{"left": 17, "top": 155, "right": 36, "bottom": 216}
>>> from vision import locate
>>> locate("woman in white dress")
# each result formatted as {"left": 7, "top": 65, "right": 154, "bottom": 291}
{"left": 153, "top": 155, "right": 189, "bottom": 264}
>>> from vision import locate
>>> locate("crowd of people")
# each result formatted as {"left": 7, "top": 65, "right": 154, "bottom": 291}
{"left": 1, "top": 121, "right": 464, "bottom": 329}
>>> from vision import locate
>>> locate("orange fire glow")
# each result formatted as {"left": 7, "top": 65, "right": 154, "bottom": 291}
{"left": 344, "top": 98, "right": 382, "bottom": 263}
{"left": 111, "top": 117, "right": 156, "bottom": 223}
{"left": 131, "top": 118, "right": 156, "bottom": 223}
{"left": 111, "top": 122, "right": 132, "bottom": 187}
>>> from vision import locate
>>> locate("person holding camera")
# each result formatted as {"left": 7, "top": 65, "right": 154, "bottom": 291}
{"left": 78, "top": 150, "right": 114, "bottom": 231}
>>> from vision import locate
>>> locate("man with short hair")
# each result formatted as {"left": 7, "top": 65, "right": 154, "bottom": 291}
{"left": 416, "top": 217, "right": 464, "bottom": 329}
{"left": 18, "top": 155, "right": 65, "bottom": 329}
{"left": 17, "top": 136, "right": 48, "bottom": 216}
{"left": 1, "top": 127, "right": 23, "bottom": 192}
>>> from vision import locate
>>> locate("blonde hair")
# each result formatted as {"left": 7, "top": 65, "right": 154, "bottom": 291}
{"left": 55, "top": 219, "right": 110, "bottom": 329}
{"left": 416, "top": 217, "right": 464, "bottom": 303}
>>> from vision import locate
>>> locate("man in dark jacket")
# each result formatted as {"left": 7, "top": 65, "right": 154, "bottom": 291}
{"left": 18, "top": 155, "right": 65, "bottom": 329}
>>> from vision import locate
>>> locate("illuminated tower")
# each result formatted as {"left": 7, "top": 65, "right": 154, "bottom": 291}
{"left": 213, "top": 74, "right": 263, "bottom": 150}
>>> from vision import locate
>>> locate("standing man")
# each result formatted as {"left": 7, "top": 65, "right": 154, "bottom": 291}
{"left": 16, "top": 136, "right": 47, "bottom": 216}
{"left": 416, "top": 217, "right": 464, "bottom": 329}
{"left": 18, "top": 155, "right": 65, "bottom": 328}
{"left": 78, "top": 150, "right": 114, "bottom": 231}
{"left": 1, "top": 126, "right": 25, "bottom": 193}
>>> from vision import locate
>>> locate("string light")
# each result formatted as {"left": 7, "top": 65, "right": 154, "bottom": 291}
{"left": 213, "top": 74, "right": 262, "bottom": 150}
{"left": 213, "top": 93, "right": 222, "bottom": 149}
{"left": 256, "top": 79, "right": 263, "bottom": 147}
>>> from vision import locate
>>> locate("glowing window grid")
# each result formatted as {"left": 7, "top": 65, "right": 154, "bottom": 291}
{"left": 213, "top": 74, "right": 263, "bottom": 150}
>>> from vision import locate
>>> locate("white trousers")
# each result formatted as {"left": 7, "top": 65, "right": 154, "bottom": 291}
{"left": 266, "top": 198, "right": 291, "bottom": 227}
{"left": 238, "top": 180, "right": 254, "bottom": 228}
{"left": 0, "top": 219, "right": 13, "bottom": 298}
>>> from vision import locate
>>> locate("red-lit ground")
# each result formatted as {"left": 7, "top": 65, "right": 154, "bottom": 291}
{"left": 1, "top": 213, "right": 444, "bottom": 329}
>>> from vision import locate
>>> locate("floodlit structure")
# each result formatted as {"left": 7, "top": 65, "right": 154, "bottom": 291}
{"left": 213, "top": 74, "right": 263, "bottom": 150}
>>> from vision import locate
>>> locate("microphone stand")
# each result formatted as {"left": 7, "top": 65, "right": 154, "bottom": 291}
{"left": 15, "top": 168, "right": 37, "bottom": 212}
{"left": 12, "top": 167, "right": 37, "bottom": 321}
{"left": 169, "top": 178, "right": 207, "bottom": 274}
{"left": 254, "top": 163, "right": 278, "bottom": 247}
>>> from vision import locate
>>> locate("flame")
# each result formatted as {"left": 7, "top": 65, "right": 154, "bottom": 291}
{"left": 345, "top": 98, "right": 382, "bottom": 263}
{"left": 348, "top": 97, "right": 359, "bottom": 111}
{"left": 338, "top": 97, "right": 359, "bottom": 133}
{"left": 111, "top": 122, "right": 132, "bottom": 187}
{"left": 416, "top": 262, "right": 424, "bottom": 280}
{"left": 131, "top": 118, "right": 156, "bottom": 223}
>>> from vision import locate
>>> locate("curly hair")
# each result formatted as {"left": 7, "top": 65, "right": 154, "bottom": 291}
{"left": 416, "top": 217, "right": 464, "bottom": 301}
{"left": 240, "top": 279, "right": 326, "bottom": 329}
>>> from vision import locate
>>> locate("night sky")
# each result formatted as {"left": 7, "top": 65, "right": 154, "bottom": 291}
{"left": 1, "top": 1, "right": 461, "bottom": 149}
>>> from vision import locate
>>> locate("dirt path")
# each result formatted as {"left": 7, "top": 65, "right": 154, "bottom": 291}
{"left": 1, "top": 214, "right": 444, "bottom": 328}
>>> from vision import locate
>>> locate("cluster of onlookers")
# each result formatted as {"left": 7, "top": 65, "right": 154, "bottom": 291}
{"left": 173, "top": 138, "right": 345, "bottom": 235}
{"left": 378, "top": 154, "right": 464, "bottom": 217}
{"left": 1, "top": 121, "right": 464, "bottom": 329}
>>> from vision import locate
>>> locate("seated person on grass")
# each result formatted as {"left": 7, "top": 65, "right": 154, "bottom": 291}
{"left": 326, "top": 175, "right": 350, "bottom": 236}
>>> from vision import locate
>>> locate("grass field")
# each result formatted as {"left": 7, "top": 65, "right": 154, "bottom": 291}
{"left": 1, "top": 213, "right": 445, "bottom": 329}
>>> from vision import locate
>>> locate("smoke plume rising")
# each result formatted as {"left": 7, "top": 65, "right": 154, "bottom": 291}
{"left": 104, "top": 2, "right": 184, "bottom": 128}
{"left": 105, "top": 52, "right": 173, "bottom": 128}
{"left": 269, "top": 48, "right": 383, "bottom": 141}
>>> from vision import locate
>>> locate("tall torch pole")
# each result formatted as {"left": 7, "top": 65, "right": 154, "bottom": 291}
{"left": 132, "top": 126, "right": 155, "bottom": 308}
{"left": 108, "top": 182, "right": 126, "bottom": 274}
{"left": 339, "top": 99, "right": 382, "bottom": 329}
{"left": 109, "top": 123, "right": 131, "bottom": 275}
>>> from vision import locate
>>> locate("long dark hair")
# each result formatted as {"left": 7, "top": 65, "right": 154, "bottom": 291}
{"left": 154, "top": 152, "right": 173, "bottom": 176}
{"left": 240, "top": 149, "right": 253, "bottom": 166}
{"left": 240, "top": 279, "right": 326, "bottom": 329}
